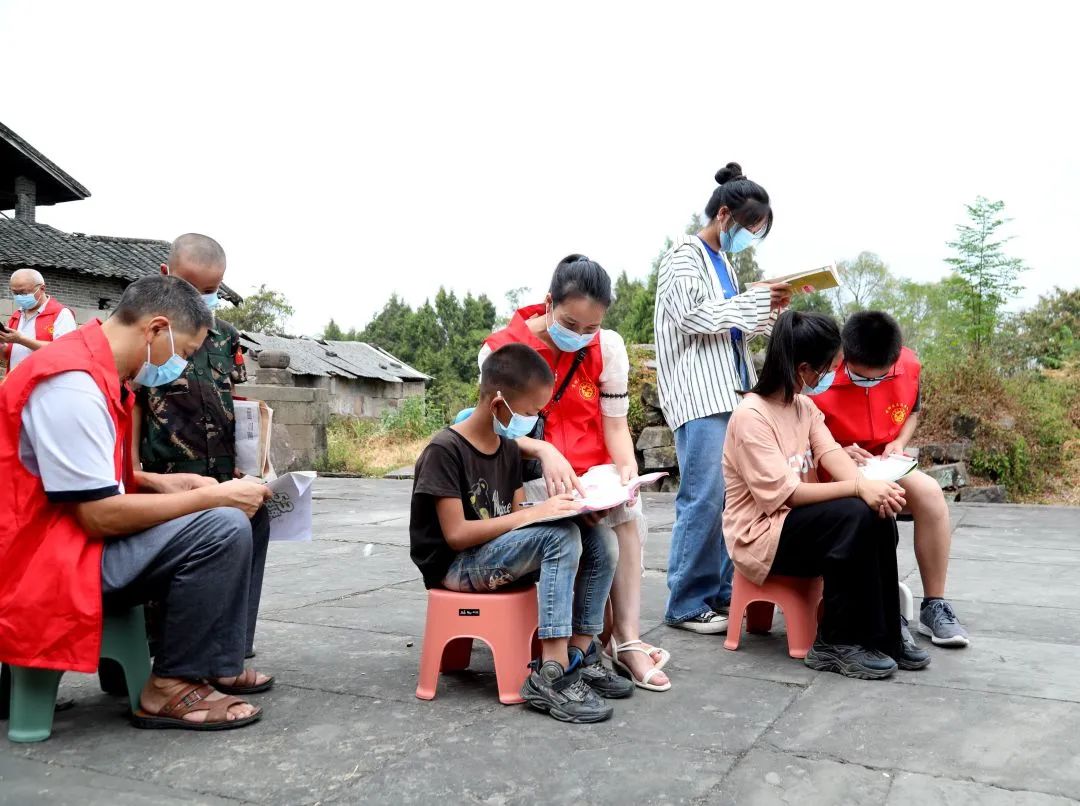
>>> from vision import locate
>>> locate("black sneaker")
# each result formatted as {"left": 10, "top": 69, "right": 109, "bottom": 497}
{"left": 897, "top": 616, "right": 931, "bottom": 670}
{"left": 573, "top": 641, "right": 634, "bottom": 699}
{"left": 805, "top": 639, "right": 898, "bottom": 680}
{"left": 520, "top": 659, "right": 614, "bottom": 723}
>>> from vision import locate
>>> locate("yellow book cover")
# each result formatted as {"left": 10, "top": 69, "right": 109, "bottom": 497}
{"left": 758, "top": 263, "right": 841, "bottom": 294}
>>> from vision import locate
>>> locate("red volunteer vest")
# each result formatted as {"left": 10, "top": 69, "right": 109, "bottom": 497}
{"left": 0, "top": 320, "right": 136, "bottom": 672}
{"left": 812, "top": 346, "right": 922, "bottom": 456}
{"left": 485, "top": 304, "right": 610, "bottom": 475}
{"left": 1, "top": 296, "right": 72, "bottom": 369}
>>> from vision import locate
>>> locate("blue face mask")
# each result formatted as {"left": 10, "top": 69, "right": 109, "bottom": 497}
{"left": 12, "top": 292, "right": 38, "bottom": 310}
{"left": 133, "top": 326, "right": 189, "bottom": 387}
{"left": 547, "top": 308, "right": 597, "bottom": 353}
{"left": 492, "top": 394, "right": 540, "bottom": 440}
{"left": 719, "top": 223, "right": 762, "bottom": 254}
{"left": 201, "top": 292, "right": 220, "bottom": 310}
{"left": 802, "top": 369, "right": 836, "bottom": 396}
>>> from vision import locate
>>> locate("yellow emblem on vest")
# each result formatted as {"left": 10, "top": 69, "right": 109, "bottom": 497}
{"left": 886, "top": 402, "right": 910, "bottom": 425}
{"left": 578, "top": 381, "right": 597, "bottom": 401}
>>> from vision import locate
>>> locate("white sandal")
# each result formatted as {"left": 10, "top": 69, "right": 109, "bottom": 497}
{"left": 603, "top": 638, "right": 670, "bottom": 671}
{"left": 607, "top": 639, "right": 672, "bottom": 692}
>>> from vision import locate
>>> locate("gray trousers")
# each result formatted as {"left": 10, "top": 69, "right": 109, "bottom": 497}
{"left": 101, "top": 507, "right": 255, "bottom": 679}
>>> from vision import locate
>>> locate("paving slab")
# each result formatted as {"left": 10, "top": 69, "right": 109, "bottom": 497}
{"left": 886, "top": 771, "right": 1080, "bottom": 805}
{"left": 712, "top": 747, "right": 892, "bottom": 806}
{"left": 765, "top": 674, "right": 1080, "bottom": 799}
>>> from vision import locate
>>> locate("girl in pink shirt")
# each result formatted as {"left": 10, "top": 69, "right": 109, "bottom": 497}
{"left": 722, "top": 311, "right": 930, "bottom": 679}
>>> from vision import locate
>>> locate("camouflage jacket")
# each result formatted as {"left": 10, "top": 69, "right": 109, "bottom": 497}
{"left": 137, "top": 318, "right": 248, "bottom": 482}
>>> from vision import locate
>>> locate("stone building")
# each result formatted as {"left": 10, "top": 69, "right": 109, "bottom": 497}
{"left": 0, "top": 120, "right": 240, "bottom": 325}
{"left": 239, "top": 331, "right": 429, "bottom": 418}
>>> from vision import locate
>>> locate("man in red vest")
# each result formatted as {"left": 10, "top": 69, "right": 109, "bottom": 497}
{"left": 0, "top": 274, "right": 273, "bottom": 731}
{"left": 812, "top": 311, "right": 969, "bottom": 649}
{"left": 1, "top": 269, "right": 77, "bottom": 374}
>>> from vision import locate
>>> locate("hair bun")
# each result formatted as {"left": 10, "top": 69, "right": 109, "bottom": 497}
{"left": 715, "top": 162, "right": 745, "bottom": 185}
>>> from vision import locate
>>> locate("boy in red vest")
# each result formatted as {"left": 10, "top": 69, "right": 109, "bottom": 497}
{"left": 0, "top": 275, "right": 274, "bottom": 731}
{"left": 1, "top": 268, "right": 77, "bottom": 374}
{"left": 812, "top": 311, "right": 969, "bottom": 648}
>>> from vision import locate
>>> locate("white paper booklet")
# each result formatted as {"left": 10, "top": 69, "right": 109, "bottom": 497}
{"left": 525, "top": 464, "right": 667, "bottom": 521}
{"left": 242, "top": 471, "right": 317, "bottom": 541}
{"left": 859, "top": 454, "right": 917, "bottom": 483}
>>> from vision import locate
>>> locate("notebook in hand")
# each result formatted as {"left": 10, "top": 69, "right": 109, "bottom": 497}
{"left": 859, "top": 454, "right": 918, "bottom": 483}
{"left": 758, "top": 263, "right": 841, "bottom": 294}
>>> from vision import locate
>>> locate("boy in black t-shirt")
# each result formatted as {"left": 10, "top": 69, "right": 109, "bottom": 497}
{"left": 411, "top": 343, "right": 631, "bottom": 722}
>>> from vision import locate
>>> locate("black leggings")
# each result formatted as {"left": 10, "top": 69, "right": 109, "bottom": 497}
{"left": 771, "top": 498, "right": 902, "bottom": 658}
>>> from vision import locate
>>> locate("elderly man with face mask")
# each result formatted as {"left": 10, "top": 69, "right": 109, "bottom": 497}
{"left": 1, "top": 269, "right": 78, "bottom": 375}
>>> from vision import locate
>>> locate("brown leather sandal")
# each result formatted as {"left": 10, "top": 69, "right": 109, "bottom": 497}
{"left": 212, "top": 668, "right": 275, "bottom": 695}
{"left": 131, "top": 683, "right": 262, "bottom": 731}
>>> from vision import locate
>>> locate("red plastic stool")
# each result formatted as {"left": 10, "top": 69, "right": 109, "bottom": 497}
{"left": 724, "top": 572, "right": 824, "bottom": 659}
{"left": 415, "top": 586, "right": 540, "bottom": 705}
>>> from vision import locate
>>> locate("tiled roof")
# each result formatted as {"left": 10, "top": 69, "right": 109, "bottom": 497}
{"left": 0, "top": 121, "right": 90, "bottom": 209}
{"left": 0, "top": 219, "right": 241, "bottom": 303}
{"left": 239, "top": 332, "right": 430, "bottom": 383}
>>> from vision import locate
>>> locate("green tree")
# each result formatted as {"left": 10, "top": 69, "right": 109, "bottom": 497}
{"left": 1016, "top": 286, "right": 1080, "bottom": 369}
{"left": 495, "top": 285, "right": 532, "bottom": 328}
{"left": 358, "top": 294, "right": 414, "bottom": 357}
{"left": 217, "top": 284, "right": 294, "bottom": 335}
{"left": 730, "top": 246, "right": 763, "bottom": 288}
{"left": 832, "top": 251, "right": 895, "bottom": 321}
{"left": 322, "top": 319, "right": 345, "bottom": 340}
{"left": 788, "top": 290, "right": 836, "bottom": 317}
{"left": 945, "top": 196, "right": 1028, "bottom": 354}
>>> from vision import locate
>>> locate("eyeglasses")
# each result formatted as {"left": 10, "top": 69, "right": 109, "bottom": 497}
{"left": 846, "top": 366, "right": 897, "bottom": 384}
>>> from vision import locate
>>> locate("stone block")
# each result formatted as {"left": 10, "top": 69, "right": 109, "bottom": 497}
{"left": 255, "top": 368, "right": 294, "bottom": 386}
{"left": 257, "top": 349, "right": 291, "bottom": 369}
{"left": 636, "top": 426, "right": 674, "bottom": 451}
{"left": 957, "top": 485, "right": 1007, "bottom": 503}
{"left": 952, "top": 413, "right": 979, "bottom": 439}
{"left": 236, "top": 383, "right": 317, "bottom": 403}
{"left": 925, "top": 462, "right": 969, "bottom": 490}
{"left": 642, "top": 446, "right": 678, "bottom": 470}
{"left": 917, "top": 441, "right": 971, "bottom": 464}
{"left": 643, "top": 407, "right": 665, "bottom": 426}
{"left": 272, "top": 400, "right": 326, "bottom": 426}
{"left": 660, "top": 475, "right": 681, "bottom": 494}
{"left": 641, "top": 381, "right": 661, "bottom": 408}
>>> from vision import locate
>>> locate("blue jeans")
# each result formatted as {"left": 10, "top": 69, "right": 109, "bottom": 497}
{"left": 664, "top": 413, "right": 735, "bottom": 624}
{"left": 443, "top": 521, "right": 618, "bottom": 639}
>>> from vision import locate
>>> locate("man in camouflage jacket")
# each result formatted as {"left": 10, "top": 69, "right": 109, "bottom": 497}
{"left": 132, "top": 233, "right": 269, "bottom": 662}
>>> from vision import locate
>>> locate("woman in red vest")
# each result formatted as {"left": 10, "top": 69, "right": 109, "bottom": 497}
{"left": 481, "top": 255, "right": 670, "bottom": 692}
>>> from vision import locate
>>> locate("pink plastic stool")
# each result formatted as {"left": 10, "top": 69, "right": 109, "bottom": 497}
{"left": 415, "top": 586, "right": 540, "bottom": 705}
{"left": 724, "top": 572, "right": 824, "bottom": 659}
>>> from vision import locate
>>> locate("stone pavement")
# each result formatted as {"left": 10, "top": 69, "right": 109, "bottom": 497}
{"left": 2, "top": 478, "right": 1080, "bottom": 805}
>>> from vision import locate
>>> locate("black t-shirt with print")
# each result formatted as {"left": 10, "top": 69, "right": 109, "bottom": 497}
{"left": 410, "top": 428, "right": 523, "bottom": 588}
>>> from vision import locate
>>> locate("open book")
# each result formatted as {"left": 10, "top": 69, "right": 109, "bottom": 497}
{"left": 759, "top": 263, "right": 841, "bottom": 294}
{"left": 524, "top": 465, "right": 668, "bottom": 522}
{"left": 859, "top": 454, "right": 918, "bottom": 483}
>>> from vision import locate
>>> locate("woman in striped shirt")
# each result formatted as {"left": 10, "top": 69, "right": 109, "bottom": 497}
{"left": 654, "top": 163, "right": 792, "bottom": 634}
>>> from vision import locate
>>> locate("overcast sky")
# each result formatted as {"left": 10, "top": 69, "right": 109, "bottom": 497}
{"left": 2, "top": 1, "right": 1076, "bottom": 336}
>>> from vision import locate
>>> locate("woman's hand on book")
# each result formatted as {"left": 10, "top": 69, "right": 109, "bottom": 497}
{"left": 537, "top": 443, "right": 587, "bottom": 497}
{"left": 845, "top": 444, "right": 873, "bottom": 466}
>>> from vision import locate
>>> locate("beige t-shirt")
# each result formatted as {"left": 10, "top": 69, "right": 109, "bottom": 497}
{"left": 722, "top": 393, "right": 842, "bottom": 584}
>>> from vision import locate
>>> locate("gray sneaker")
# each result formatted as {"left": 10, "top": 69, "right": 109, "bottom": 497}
{"left": 805, "top": 639, "right": 898, "bottom": 680}
{"left": 897, "top": 616, "right": 931, "bottom": 670}
{"left": 918, "top": 599, "right": 970, "bottom": 647}
{"left": 520, "top": 659, "right": 614, "bottom": 723}
{"left": 573, "top": 641, "right": 634, "bottom": 699}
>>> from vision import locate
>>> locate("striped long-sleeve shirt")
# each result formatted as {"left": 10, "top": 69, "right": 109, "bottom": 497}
{"left": 654, "top": 234, "right": 776, "bottom": 431}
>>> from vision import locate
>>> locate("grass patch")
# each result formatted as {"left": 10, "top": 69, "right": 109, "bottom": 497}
{"left": 321, "top": 397, "right": 443, "bottom": 477}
